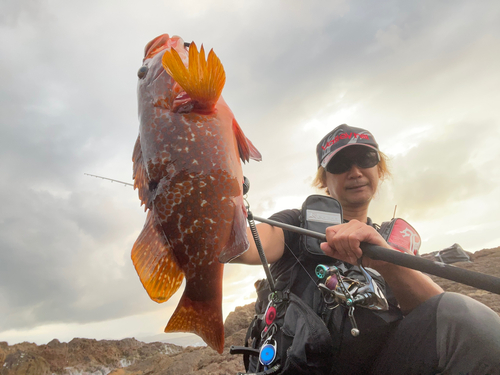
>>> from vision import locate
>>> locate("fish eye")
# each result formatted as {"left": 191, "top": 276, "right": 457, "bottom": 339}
{"left": 137, "top": 66, "right": 148, "bottom": 79}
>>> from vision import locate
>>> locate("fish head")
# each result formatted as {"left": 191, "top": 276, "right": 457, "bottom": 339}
{"left": 137, "top": 34, "right": 189, "bottom": 116}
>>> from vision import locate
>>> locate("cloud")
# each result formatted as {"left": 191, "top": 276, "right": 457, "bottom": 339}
{"left": 0, "top": 183, "right": 155, "bottom": 331}
{"left": 1, "top": 0, "right": 500, "bottom": 344}
{"left": 390, "top": 121, "right": 500, "bottom": 220}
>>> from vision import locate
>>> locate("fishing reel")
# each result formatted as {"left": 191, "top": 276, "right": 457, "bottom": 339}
{"left": 316, "top": 262, "right": 389, "bottom": 337}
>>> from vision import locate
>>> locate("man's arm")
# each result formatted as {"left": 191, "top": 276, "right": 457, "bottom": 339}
{"left": 232, "top": 223, "right": 286, "bottom": 265}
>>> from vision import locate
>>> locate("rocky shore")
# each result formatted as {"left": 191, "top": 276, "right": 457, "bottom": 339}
{"left": 1, "top": 247, "right": 499, "bottom": 375}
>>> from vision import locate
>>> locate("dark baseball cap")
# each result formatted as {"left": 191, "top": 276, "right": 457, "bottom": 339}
{"left": 316, "top": 124, "right": 379, "bottom": 168}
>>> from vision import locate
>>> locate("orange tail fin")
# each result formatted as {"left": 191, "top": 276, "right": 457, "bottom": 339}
{"left": 161, "top": 42, "right": 225, "bottom": 112}
{"left": 165, "top": 292, "right": 224, "bottom": 353}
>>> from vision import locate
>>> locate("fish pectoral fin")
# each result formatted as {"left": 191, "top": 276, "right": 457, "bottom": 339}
{"left": 132, "top": 135, "right": 154, "bottom": 211}
{"left": 162, "top": 42, "right": 225, "bottom": 112}
{"left": 246, "top": 136, "right": 262, "bottom": 162}
{"left": 232, "top": 118, "right": 262, "bottom": 163}
{"left": 218, "top": 197, "right": 250, "bottom": 263}
{"left": 131, "top": 210, "right": 184, "bottom": 303}
{"left": 165, "top": 293, "right": 224, "bottom": 354}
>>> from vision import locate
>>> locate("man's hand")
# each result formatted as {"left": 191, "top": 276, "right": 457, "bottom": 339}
{"left": 320, "top": 220, "right": 391, "bottom": 269}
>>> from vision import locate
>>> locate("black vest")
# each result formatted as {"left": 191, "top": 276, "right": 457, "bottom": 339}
{"left": 243, "top": 195, "right": 404, "bottom": 374}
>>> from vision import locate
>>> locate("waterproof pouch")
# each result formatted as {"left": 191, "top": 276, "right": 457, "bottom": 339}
{"left": 378, "top": 218, "right": 421, "bottom": 255}
{"left": 300, "top": 195, "right": 343, "bottom": 256}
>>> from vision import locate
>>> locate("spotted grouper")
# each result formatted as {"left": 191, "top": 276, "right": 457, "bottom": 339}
{"left": 131, "top": 34, "right": 261, "bottom": 353}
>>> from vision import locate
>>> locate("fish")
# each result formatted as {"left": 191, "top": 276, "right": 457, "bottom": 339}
{"left": 131, "top": 34, "right": 261, "bottom": 353}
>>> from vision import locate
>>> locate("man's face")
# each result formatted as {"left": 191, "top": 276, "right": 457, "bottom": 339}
{"left": 325, "top": 146, "right": 380, "bottom": 211}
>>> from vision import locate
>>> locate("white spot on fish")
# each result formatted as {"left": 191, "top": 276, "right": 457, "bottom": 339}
{"left": 192, "top": 159, "right": 198, "bottom": 165}
{"left": 201, "top": 200, "right": 207, "bottom": 207}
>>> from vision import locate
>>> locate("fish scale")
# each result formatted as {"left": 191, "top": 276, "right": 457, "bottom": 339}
{"left": 131, "top": 34, "right": 261, "bottom": 353}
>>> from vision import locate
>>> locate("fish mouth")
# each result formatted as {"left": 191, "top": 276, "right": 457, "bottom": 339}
{"left": 144, "top": 34, "right": 172, "bottom": 60}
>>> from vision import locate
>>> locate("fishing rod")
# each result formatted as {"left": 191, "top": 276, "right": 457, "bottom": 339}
{"left": 253, "top": 215, "right": 500, "bottom": 296}
{"left": 84, "top": 173, "right": 134, "bottom": 186}
{"left": 84, "top": 173, "right": 500, "bottom": 295}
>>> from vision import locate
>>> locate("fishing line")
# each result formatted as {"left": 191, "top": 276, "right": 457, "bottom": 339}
{"left": 282, "top": 239, "right": 321, "bottom": 287}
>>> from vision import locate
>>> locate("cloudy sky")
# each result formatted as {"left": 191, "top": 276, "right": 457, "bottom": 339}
{"left": 1, "top": 0, "right": 500, "bottom": 346}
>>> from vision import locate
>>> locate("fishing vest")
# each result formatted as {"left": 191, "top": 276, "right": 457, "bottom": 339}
{"left": 235, "top": 195, "right": 419, "bottom": 375}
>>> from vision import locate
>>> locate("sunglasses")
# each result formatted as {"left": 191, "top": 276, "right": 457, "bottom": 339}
{"left": 326, "top": 148, "right": 380, "bottom": 174}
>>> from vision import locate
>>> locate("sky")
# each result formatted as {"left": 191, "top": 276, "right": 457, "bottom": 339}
{"left": 1, "top": 0, "right": 500, "bottom": 346}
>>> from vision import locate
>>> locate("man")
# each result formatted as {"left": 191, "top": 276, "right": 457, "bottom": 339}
{"left": 234, "top": 124, "right": 500, "bottom": 374}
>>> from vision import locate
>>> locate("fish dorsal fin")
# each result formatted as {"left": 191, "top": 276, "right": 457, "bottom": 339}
{"left": 162, "top": 42, "right": 225, "bottom": 112}
{"left": 232, "top": 118, "right": 263, "bottom": 163}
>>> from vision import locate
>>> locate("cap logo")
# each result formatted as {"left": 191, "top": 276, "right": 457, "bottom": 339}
{"left": 317, "top": 125, "right": 378, "bottom": 169}
{"left": 321, "top": 132, "right": 370, "bottom": 150}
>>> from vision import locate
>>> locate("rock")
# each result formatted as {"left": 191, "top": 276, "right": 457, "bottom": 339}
{"left": 1, "top": 351, "right": 51, "bottom": 375}
{"left": 224, "top": 303, "right": 256, "bottom": 338}
{"left": 0, "top": 338, "right": 184, "bottom": 375}
{"left": 426, "top": 246, "right": 500, "bottom": 316}
{"left": 0, "top": 347, "right": 5, "bottom": 368}
{"left": 46, "top": 339, "right": 61, "bottom": 348}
